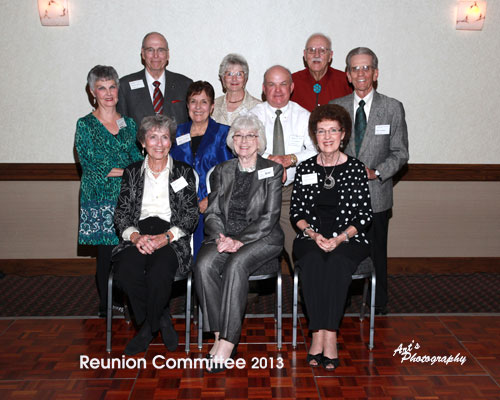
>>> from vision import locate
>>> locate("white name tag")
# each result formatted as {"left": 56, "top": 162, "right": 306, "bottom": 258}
{"left": 170, "top": 176, "right": 188, "bottom": 192}
{"left": 258, "top": 167, "right": 274, "bottom": 180}
{"left": 116, "top": 118, "right": 127, "bottom": 129}
{"left": 129, "top": 80, "right": 145, "bottom": 90}
{"left": 176, "top": 134, "right": 191, "bottom": 146}
{"left": 375, "top": 125, "right": 390, "bottom": 135}
{"left": 289, "top": 135, "right": 304, "bottom": 147}
{"left": 301, "top": 173, "right": 318, "bottom": 185}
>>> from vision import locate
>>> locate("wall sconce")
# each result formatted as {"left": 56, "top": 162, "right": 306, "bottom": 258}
{"left": 38, "top": 0, "right": 69, "bottom": 26}
{"left": 456, "top": 1, "right": 486, "bottom": 30}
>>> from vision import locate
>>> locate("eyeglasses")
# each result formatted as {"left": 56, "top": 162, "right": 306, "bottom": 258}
{"left": 233, "top": 134, "right": 258, "bottom": 142}
{"left": 349, "top": 65, "right": 373, "bottom": 73}
{"left": 224, "top": 71, "right": 245, "bottom": 78}
{"left": 143, "top": 47, "right": 168, "bottom": 56}
{"left": 316, "top": 128, "right": 344, "bottom": 136}
{"left": 305, "top": 47, "right": 331, "bottom": 55}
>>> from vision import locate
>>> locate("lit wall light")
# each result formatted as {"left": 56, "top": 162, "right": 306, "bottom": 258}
{"left": 456, "top": 1, "right": 486, "bottom": 30}
{"left": 38, "top": 0, "right": 69, "bottom": 26}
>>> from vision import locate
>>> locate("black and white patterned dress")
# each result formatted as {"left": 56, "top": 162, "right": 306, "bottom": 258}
{"left": 291, "top": 155, "right": 373, "bottom": 330}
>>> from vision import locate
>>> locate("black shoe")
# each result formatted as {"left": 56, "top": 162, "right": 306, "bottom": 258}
{"left": 124, "top": 321, "right": 154, "bottom": 356}
{"left": 322, "top": 356, "right": 340, "bottom": 371}
{"left": 159, "top": 310, "right": 178, "bottom": 352}
{"left": 206, "top": 343, "right": 238, "bottom": 374}
{"left": 306, "top": 353, "right": 323, "bottom": 367}
{"left": 375, "top": 306, "right": 388, "bottom": 315}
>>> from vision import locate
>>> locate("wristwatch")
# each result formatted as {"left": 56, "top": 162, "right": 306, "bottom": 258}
{"left": 289, "top": 154, "right": 298, "bottom": 167}
{"left": 375, "top": 169, "right": 382, "bottom": 181}
{"left": 164, "top": 232, "right": 171, "bottom": 244}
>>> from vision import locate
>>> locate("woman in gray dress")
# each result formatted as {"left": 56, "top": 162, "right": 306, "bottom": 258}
{"left": 194, "top": 114, "right": 283, "bottom": 372}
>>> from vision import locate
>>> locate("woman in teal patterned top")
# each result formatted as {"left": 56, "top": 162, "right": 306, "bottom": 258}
{"left": 75, "top": 65, "right": 143, "bottom": 316}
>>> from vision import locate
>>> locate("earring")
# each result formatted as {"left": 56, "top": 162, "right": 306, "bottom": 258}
{"left": 340, "top": 139, "right": 344, "bottom": 148}
{"left": 142, "top": 147, "right": 146, "bottom": 156}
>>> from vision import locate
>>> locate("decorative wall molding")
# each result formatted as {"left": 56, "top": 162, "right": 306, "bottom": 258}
{"left": 1, "top": 257, "right": 499, "bottom": 276}
{"left": 1, "top": 163, "right": 499, "bottom": 181}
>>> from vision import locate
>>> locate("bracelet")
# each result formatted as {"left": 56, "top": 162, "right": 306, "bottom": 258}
{"left": 165, "top": 232, "right": 171, "bottom": 244}
{"left": 342, "top": 231, "right": 349, "bottom": 242}
{"left": 302, "top": 226, "right": 314, "bottom": 237}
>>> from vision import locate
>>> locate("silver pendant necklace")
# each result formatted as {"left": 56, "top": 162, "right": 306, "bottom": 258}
{"left": 320, "top": 152, "right": 340, "bottom": 190}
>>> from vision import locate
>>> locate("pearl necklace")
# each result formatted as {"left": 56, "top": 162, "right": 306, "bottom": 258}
{"left": 145, "top": 156, "right": 167, "bottom": 176}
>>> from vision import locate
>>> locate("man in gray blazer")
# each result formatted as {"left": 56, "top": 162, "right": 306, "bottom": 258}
{"left": 117, "top": 32, "right": 192, "bottom": 127}
{"left": 331, "top": 47, "right": 409, "bottom": 314}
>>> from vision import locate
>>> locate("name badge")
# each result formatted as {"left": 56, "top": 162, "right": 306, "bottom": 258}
{"left": 176, "top": 134, "right": 191, "bottom": 146}
{"left": 129, "top": 80, "right": 145, "bottom": 90}
{"left": 170, "top": 176, "right": 188, "bottom": 192}
{"left": 258, "top": 167, "right": 274, "bottom": 180}
{"left": 375, "top": 125, "right": 390, "bottom": 135}
{"left": 289, "top": 135, "right": 304, "bottom": 147}
{"left": 301, "top": 173, "right": 318, "bottom": 185}
{"left": 116, "top": 118, "right": 127, "bottom": 129}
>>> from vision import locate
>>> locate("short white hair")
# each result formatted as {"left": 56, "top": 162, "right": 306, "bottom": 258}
{"left": 226, "top": 114, "right": 267, "bottom": 155}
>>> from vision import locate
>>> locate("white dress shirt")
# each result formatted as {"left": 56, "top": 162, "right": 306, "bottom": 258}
{"left": 145, "top": 70, "right": 166, "bottom": 104}
{"left": 353, "top": 89, "right": 375, "bottom": 122}
{"left": 122, "top": 156, "right": 185, "bottom": 242}
{"left": 250, "top": 101, "right": 316, "bottom": 186}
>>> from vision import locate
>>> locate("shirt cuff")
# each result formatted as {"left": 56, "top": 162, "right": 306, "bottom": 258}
{"left": 122, "top": 227, "right": 139, "bottom": 242}
{"left": 169, "top": 226, "right": 186, "bottom": 242}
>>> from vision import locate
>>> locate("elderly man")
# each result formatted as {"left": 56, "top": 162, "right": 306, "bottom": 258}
{"left": 250, "top": 65, "right": 316, "bottom": 265}
{"left": 117, "top": 32, "right": 192, "bottom": 126}
{"left": 331, "top": 47, "right": 409, "bottom": 314}
{"left": 291, "top": 33, "right": 352, "bottom": 112}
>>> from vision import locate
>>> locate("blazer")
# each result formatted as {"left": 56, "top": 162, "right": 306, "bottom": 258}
{"left": 117, "top": 69, "right": 192, "bottom": 127}
{"left": 331, "top": 91, "right": 409, "bottom": 212}
{"left": 112, "top": 158, "right": 199, "bottom": 274}
{"left": 169, "top": 118, "right": 233, "bottom": 200}
{"left": 204, "top": 156, "right": 284, "bottom": 247}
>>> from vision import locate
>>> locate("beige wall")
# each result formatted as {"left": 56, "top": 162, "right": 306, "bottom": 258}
{"left": 0, "top": 0, "right": 499, "bottom": 164}
{"left": 0, "top": 181, "right": 499, "bottom": 259}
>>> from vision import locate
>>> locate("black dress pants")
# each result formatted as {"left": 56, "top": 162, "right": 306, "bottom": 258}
{"left": 367, "top": 210, "right": 390, "bottom": 308}
{"left": 114, "top": 217, "right": 179, "bottom": 332}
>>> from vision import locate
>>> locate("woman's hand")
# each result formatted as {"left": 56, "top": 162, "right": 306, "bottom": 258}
{"left": 131, "top": 232, "right": 168, "bottom": 255}
{"left": 107, "top": 168, "right": 124, "bottom": 177}
{"left": 199, "top": 197, "right": 208, "bottom": 214}
{"left": 216, "top": 233, "right": 243, "bottom": 253}
{"left": 311, "top": 232, "right": 343, "bottom": 253}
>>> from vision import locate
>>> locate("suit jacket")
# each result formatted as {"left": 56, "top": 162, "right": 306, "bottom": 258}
{"left": 204, "top": 156, "right": 284, "bottom": 247}
{"left": 331, "top": 91, "right": 409, "bottom": 212}
{"left": 112, "top": 158, "right": 199, "bottom": 274}
{"left": 117, "top": 69, "right": 192, "bottom": 127}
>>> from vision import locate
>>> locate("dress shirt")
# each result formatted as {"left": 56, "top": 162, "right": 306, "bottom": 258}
{"left": 144, "top": 70, "right": 166, "bottom": 105}
{"left": 122, "top": 156, "right": 185, "bottom": 242}
{"left": 353, "top": 89, "right": 375, "bottom": 122}
{"left": 250, "top": 101, "right": 316, "bottom": 186}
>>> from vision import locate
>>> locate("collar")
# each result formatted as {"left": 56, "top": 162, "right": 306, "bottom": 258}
{"left": 141, "top": 154, "right": 172, "bottom": 175}
{"left": 144, "top": 69, "right": 166, "bottom": 88}
{"left": 265, "top": 101, "right": 290, "bottom": 115}
{"left": 354, "top": 88, "right": 374, "bottom": 106}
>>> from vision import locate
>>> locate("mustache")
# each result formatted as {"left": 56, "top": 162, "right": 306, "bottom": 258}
{"left": 312, "top": 57, "right": 323, "bottom": 62}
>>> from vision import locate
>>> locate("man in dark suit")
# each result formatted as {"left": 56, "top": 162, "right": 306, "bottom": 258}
{"left": 117, "top": 32, "right": 192, "bottom": 127}
{"left": 331, "top": 47, "right": 409, "bottom": 314}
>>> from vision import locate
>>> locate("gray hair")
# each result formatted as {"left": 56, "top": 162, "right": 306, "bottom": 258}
{"left": 87, "top": 65, "right": 119, "bottom": 91}
{"left": 219, "top": 53, "right": 250, "bottom": 85}
{"left": 346, "top": 47, "right": 379, "bottom": 70}
{"left": 305, "top": 32, "right": 332, "bottom": 50}
{"left": 141, "top": 32, "right": 169, "bottom": 49}
{"left": 263, "top": 65, "right": 293, "bottom": 85}
{"left": 226, "top": 114, "right": 267, "bottom": 155}
{"left": 137, "top": 114, "right": 176, "bottom": 145}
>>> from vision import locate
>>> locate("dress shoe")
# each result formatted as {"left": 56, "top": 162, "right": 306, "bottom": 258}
{"left": 322, "top": 356, "right": 340, "bottom": 371}
{"left": 159, "top": 311, "right": 178, "bottom": 352}
{"left": 375, "top": 306, "right": 388, "bottom": 315}
{"left": 306, "top": 353, "right": 323, "bottom": 367}
{"left": 206, "top": 344, "right": 238, "bottom": 374}
{"left": 124, "top": 321, "right": 154, "bottom": 356}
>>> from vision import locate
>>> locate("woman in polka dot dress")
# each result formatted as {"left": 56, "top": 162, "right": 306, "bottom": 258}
{"left": 290, "top": 104, "right": 373, "bottom": 371}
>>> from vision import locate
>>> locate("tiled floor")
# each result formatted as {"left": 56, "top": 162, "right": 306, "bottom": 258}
{"left": 0, "top": 315, "right": 499, "bottom": 399}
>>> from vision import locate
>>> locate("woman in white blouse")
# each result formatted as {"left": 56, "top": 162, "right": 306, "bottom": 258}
{"left": 212, "top": 54, "right": 261, "bottom": 126}
{"left": 112, "top": 114, "right": 199, "bottom": 356}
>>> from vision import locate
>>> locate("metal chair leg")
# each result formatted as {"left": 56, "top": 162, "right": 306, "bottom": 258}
{"left": 360, "top": 277, "right": 369, "bottom": 321}
{"left": 292, "top": 267, "right": 299, "bottom": 348}
{"left": 185, "top": 272, "right": 192, "bottom": 353}
{"left": 277, "top": 270, "right": 282, "bottom": 349}
{"left": 106, "top": 269, "right": 114, "bottom": 353}
{"left": 369, "top": 271, "right": 376, "bottom": 350}
{"left": 197, "top": 305, "right": 203, "bottom": 349}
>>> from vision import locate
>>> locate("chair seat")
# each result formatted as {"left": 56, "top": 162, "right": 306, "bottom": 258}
{"left": 352, "top": 257, "right": 374, "bottom": 278}
{"left": 249, "top": 258, "right": 280, "bottom": 279}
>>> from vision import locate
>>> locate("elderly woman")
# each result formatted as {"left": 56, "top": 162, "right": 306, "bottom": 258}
{"left": 75, "top": 65, "right": 143, "bottom": 317}
{"left": 170, "top": 81, "right": 233, "bottom": 258}
{"left": 195, "top": 114, "right": 283, "bottom": 372}
{"left": 212, "top": 54, "right": 261, "bottom": 126}
{"left": 112, "top": 114, "right": 198, "bottom": 356}
{"left": 291, "top": 104, "right": 372, "bottom": 370}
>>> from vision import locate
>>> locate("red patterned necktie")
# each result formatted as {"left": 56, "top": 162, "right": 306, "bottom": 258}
{"left": 153, "top": 81, "right": 164, "bottom": 114}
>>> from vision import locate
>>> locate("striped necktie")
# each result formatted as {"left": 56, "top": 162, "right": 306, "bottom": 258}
{"left": 153, "top": 81, "right": 164, "bottom": 114}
